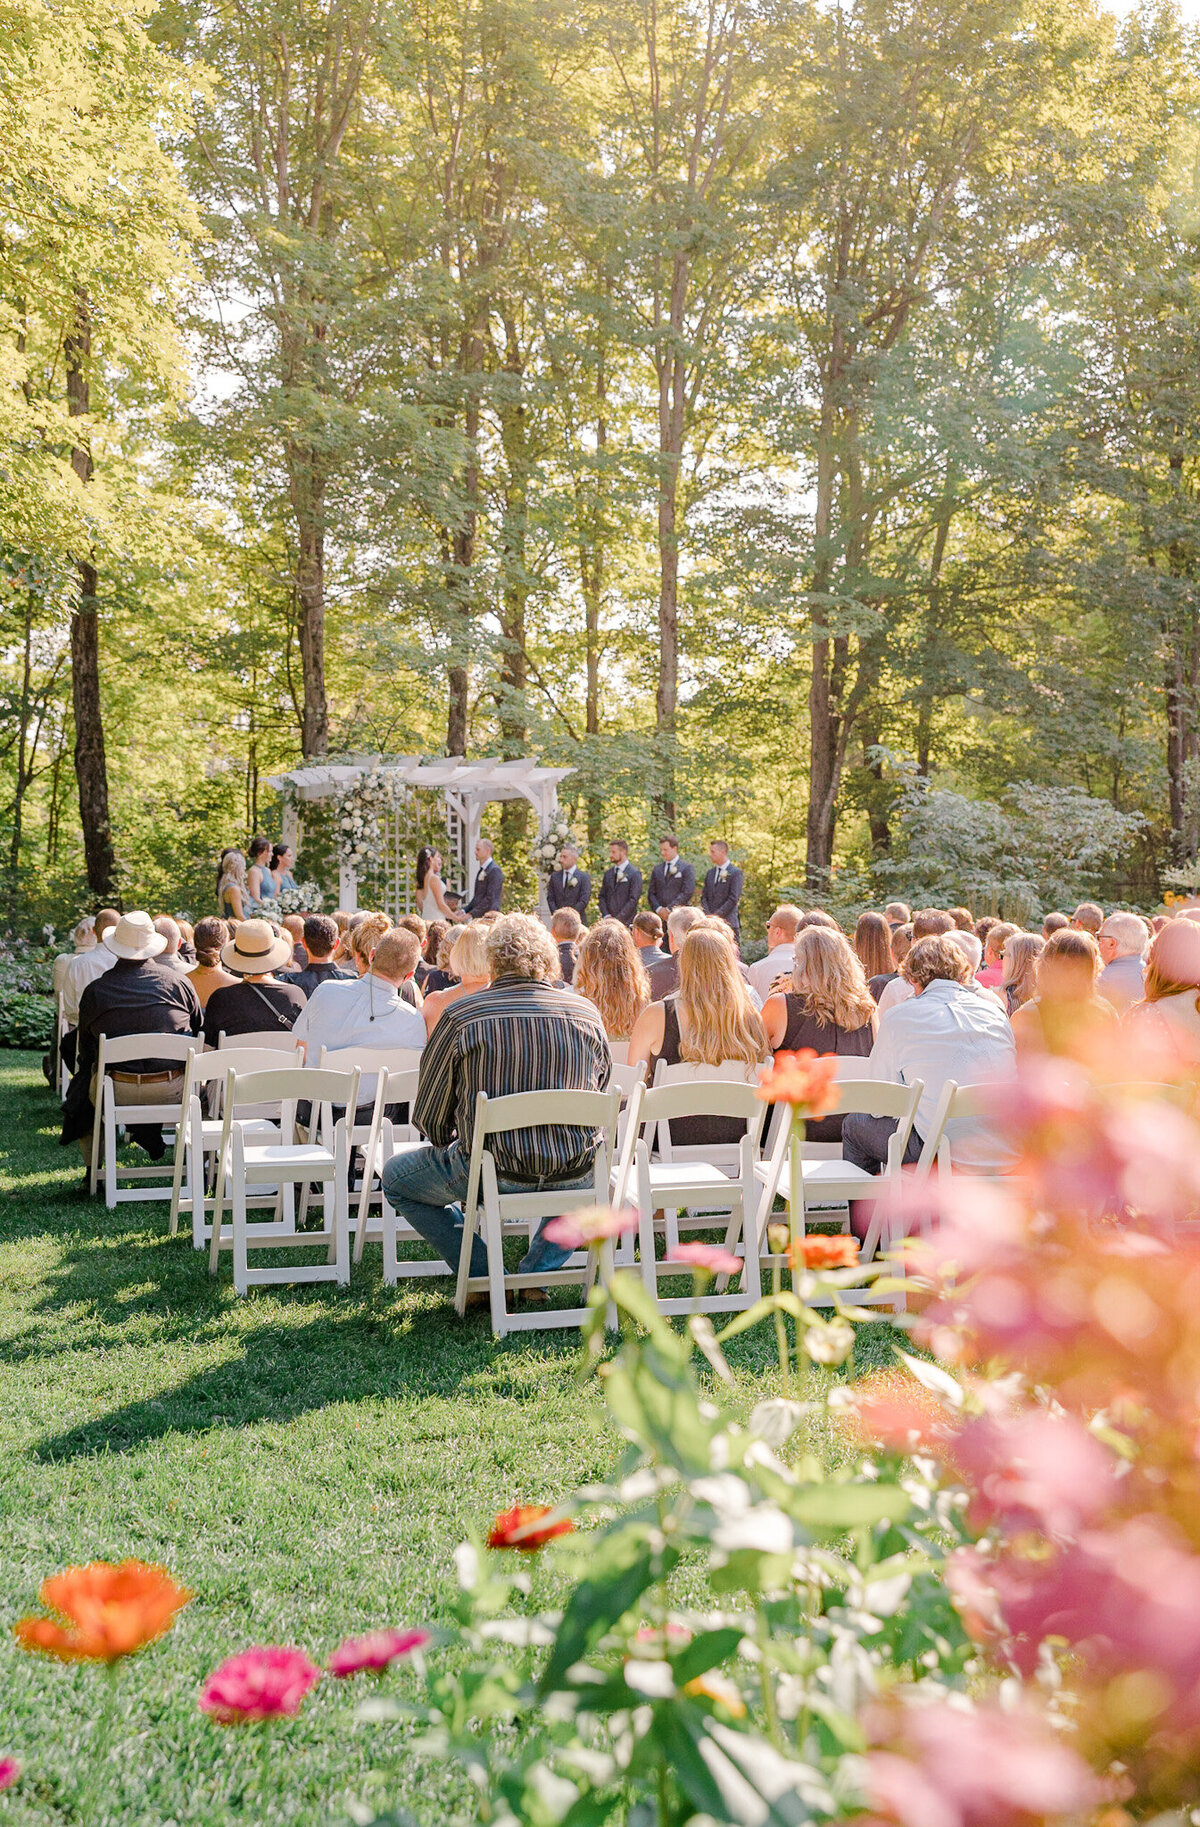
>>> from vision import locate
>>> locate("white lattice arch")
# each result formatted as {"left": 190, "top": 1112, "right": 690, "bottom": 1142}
{"left": 266, "top": 755, "right": 574, "bottom": 919}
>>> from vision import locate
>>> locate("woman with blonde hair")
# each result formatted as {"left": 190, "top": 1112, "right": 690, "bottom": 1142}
{"left": 629, "top": 922, "right": 768, "bottom": 1145}
{"left": 422, "top": 919, "right": 492, "bottom": 1035}
{"left": 1001, "top": 931, "right": 1043, "bottom": 1014}
{"left": 1011, "top": 929, "right": 1117, "bottom": 1060}
{"left": 1125, "top": 920, "right": 1200, "bottom": 1064}
{"left": 762, "top": 926, "right": 875, "bottom": 1142}
{"left": 574, "top": 918, "right": 649, "bottom": 1042}
{"left": 217, "top": 850, "right": 249, "bottom": 923}
{"left": 348, "top": 911, "right": 391, "bottom": 975}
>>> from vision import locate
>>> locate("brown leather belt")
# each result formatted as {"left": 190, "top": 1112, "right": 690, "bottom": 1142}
{"left": 111, "top": 1070, "right": 181, "bottom": 1084}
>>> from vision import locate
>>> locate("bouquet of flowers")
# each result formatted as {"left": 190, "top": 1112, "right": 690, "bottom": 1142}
{"left": 531, "top": 813, "right": 576, "bottom": 880}
{"left": 275, "top": 882, "right": 323, "bottom": 916}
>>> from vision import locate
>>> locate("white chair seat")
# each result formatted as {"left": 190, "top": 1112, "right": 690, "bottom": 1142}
{"left": 240, "top": 1143, "right": 336, "bottom": 1171}
{"left": 642, "top": 1161, "right": 738, "bottom": 1191}
{"left": 755, "top": 1157, "right": 878, "bottom": 1195}
{"left": 194, "top": 1117, "right": 278, "bottom": 1143}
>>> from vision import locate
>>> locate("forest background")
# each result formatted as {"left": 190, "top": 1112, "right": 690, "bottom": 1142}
{"left": 3, "top": 0, "right": 1200, "bottom": 936}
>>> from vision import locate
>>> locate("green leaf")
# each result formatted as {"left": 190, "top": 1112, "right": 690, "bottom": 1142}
{"left": 790, "top": 1484, "right": 912, "bottom": 1530}
{"left": 671, "top": 1626, "right": 745, "bottom": 1685}
{"left": 539, "top": 1527, "right": 679, "bottom": 1694}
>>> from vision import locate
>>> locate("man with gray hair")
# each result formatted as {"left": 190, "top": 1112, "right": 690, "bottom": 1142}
{"left": 382, "top": 912, "right": 612, "bottom": 1300}
{"left": 1096, "top": 910, "right": 1148, "bottom": 1013}
{"left": 648, "top": 905, "right": 708, "bottom": 1001}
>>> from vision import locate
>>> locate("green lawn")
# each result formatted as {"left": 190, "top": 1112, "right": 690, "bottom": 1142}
{"left": 0, "top": 1051, "right": 898, "bottom": 1825}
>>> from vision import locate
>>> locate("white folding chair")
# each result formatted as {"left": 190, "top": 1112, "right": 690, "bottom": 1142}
{"left": 933, "top": 1082, "right": 1018, "bottom": 1182}
{"left": 452, "top": 1087, "right": 624, "bottom": 1337}
{"left": 314, "top": 1046, "right": 425, "bottom": 1267}
{"left": 612, "top": 1072, "right": 768, "bottom": 1317}
{"left": 168, "top": 1047, "right": 297, "bottom": 1245}
{"left": 210, "top": 1066, "right": 360, "bottom": 1295}
{"left": 89, "top": 1033, "right": 200, "bottom": 1206}
{"left": 753, "top": 1077, "right": 925, "bottom": 1308}
{"left": 217, "top": 1029, "right": 303, "bottom": 1051}
{"left": 608, "top": 1039, "right": 631, "bottom": 1065}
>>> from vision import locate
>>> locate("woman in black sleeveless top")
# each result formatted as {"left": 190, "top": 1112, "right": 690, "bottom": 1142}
{"left": 761, "top": 925, "right": 877, "bottom": 1143}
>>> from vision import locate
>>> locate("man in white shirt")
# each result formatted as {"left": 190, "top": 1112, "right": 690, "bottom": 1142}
{"left": 847, "top": 933, "right": 1016, "bottom": 1177}
{"left": 60, "top": 908, "right": 121, "bottom": 1025}
{"left": 293, "top": 928, "right": 425, "bottom": 1104}
{"left": 1096, "top": 911, "right": 1148, "bottom": 1013}
{"left": 748, "top": 905, "right": 802, "bottom": 1001}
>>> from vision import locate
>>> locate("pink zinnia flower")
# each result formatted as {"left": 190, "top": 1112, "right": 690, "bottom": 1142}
{"left": 543, "top": 1206, "right": 637, "bottom": 1249}
{"left": 952, "top": 1411, "right": 1119, "bottom": 1538}
{"left": 866, "top": 1697, "right": 1100, "bottom": 1827}
{"left": 327, "top": 1629, "right": 431, "bottom": 1677}
{"left": 667, "top": 1242, "right": 742, "bottom": 1276}
{"left": 0, "top": 1759, "right": 18, "bottom": 1791}
{"left": 198, "top": 1646, "right": 320, "bottom": 1724}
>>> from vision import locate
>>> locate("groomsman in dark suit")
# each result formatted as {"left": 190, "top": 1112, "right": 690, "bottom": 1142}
{"left": 462, "top": 837, "right": 504, "bottom": 918}
{"left": 598, "top": 839, "right": 642, "bottom": 926}
{"left": 701, "top": 839, "right": 744, "bottom": 943}
{"left": 647, "top": 836, "right": 696, "bottom": 915}
{"left": 547, "top": 845, "right": 591, "bottom": 921}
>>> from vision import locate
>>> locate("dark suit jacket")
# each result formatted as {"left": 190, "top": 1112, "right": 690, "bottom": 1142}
{"left": 647, "top": 954, "right": 680, "bottom": 1002}
{"left": 463, "top": 859, "right": 503, "bottom": 918}
{"left": 61, "top": 958, "right": 203, "bottom": 1145}
{"left": 701, "top": 864, "right": 744, "bottom": 938}
{"left": 557, "top": 940, "right": 578, "bottom": 985}
{"left": 648, "top": 859, "right": 696, "bottom": 913}
{"left": 598, "top": 864, "right": 642, "bottom": 925}
{"left": 547, "top": 868, "right": 591, "bottom": 918}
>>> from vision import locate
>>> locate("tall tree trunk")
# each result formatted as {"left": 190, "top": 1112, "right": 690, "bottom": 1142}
{"left": 288, "top": 445, "right": 329, "bottom": 757}
{"left": 581, "top": 332, "right": 607, "bottom": 852}
{"left": 64, "top": 290, "right": 117, "bottom": 903}
{"left": 654, "top": 254, "right": 687, "bottom": 829}
{"left": 806, "top": 375, "right": 840, "bottom": 888}
{"left": 498, "top": 315, "right": 529, "bottom": 857}
{"left": 446, "top": 342, "right": 482, "bottom": 757}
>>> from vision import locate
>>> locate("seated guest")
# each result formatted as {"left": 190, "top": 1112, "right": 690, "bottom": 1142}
{"left": 1043, "top": 910, "right": 1069, "bottom": 939}
{"left": 798, "top": 909, "right": 840, "bottom": 933}
{"left": 347, "top": 912, "right": 390, "bottom": 973}
{"left": 1125, "top": 921, "right": 1200, "bottom": 1064}
{"left": 949, "top": 906, "right": 975, "bottom": 932}
{"left": 203, "top": 920, "right": 306, "bottom": 1046}
{"left": 976, "top": 921, "right": 1017, "bottom": 990}
{"left": 550, "top": 907, "right": 583, "bottom": 983}
{"left": 61, "top": 907, "right": 120, "bottom": 1026}
{"left": 61, "top": 911, "right": 203, "bottom": 1169}
{"left": 632, "top": 911, "right": 668, "bottom": 972}
{"left": 876, "top": 909, "right": 956, "bottom": 1014}
{"left": 53, "top": 918, "right": 96, "bottom": 1003}
{"left": 1071, "top": 901, "right": 1104, "bottom": 937}
{"left": 420, "top": 920, "right": 451, "bottom": 992}
{"left": 294, "top": 928, "right": 426, "bottom": 1073}
{"left": 647, "top": 905, "right": 706, "bottom": 1001}
{"left": 883, "top": 901, "right": 911, "bottom": 929}
{"left": 761, "top": 926, "right": 875, "bottom": 1141}
{"left": 975, "top": 915, "right": 997, "bottom": 957}
{"left": 890, "top": 922, "right": 913, "bottom": 977}
{"left": 547, "top": 844, "right": 591, "bottom": 921}
{"left": 853, "top": 911, "right": 893, "bottom": 996}
{"left": 334, "top": 910, "right": 351, "bottom": 937}
{"left": 628, "top": 923, "right": 768, "bottom": 1146}
{"left": 844, "top": 933, "right": 1016, "bottom": 1186}
{"left": 574, "top": 918, "right": 649, "bottom": 1042}
{"left": 748, "top": 904, "right": 801, "bottom": 1001}
{"left": 382, "top": 913, "right": 612, "bottom": 1295}
{"left": 176, "top": 919, "right": 197, "bottom": 966}
{"left": 188, "top": 918, "right": 237, "bottom": 1009}
{"left": 284, "top": 914, "right": 354, "bottom": 999}
{"left": 281, "top": 913, "right": 308, "bottom": 969}
{"left": 422, "top": 921, "right": 491, "bottom": 1036}
{"left": 1000, "top": 931, "right": 1043, "bottom": 1015}
{"left": 153, "top": 916, "right": 188, "bottom": 971}
{"left": 599, "top": 839, "right": 642, "bottom": 926}
{"left": 423, "top": 925, "right": 459, "bottom": 995}
{"left": 1010, "top": 929, "right": 1118, "bottom": 1061}
{"left": 1096, "top": 911, "right": 1148, "bottom": 1013}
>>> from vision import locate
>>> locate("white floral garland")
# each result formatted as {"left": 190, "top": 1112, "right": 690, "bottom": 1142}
{"left": 532, "top": 813, "right": 577, "bottom": 881}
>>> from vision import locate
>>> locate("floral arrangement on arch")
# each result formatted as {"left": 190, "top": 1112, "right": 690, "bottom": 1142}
{"left": 531, "top": 811, "right": 576, "bottom": 880}
{"left": 332, "top": 766, "right": 398, "bottom": 872}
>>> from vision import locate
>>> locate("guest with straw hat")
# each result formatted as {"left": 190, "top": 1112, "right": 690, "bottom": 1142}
{"left": 202, "top": 918, "right": 306, "bottom": 1047}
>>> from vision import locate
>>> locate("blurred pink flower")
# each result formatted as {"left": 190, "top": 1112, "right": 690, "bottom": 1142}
{"left": 667, "top": 1242, "right": 742, "bottom": 1276}
{"left": 543, "top": 1207, "right": 636, "bottom": 1248}
{"left": 952, "top": 1411, "right": 1119, "bottom": 1538}
{"left": 0, "top": 1759, "right": 18, "bottom": 1791}
{"left": 198, "top": 1646, "right": 320, "bottom": 1724}
{"left": 328, "top": 1629, "right": 431, "bottom": 1677}
{"left": 865, "top": 1697, "right": 1101, "bottom": 1827}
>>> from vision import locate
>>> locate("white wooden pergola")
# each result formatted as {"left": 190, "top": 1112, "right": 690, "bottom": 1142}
{"left": 267, "top": 755, "right": 573, "bottom": 918}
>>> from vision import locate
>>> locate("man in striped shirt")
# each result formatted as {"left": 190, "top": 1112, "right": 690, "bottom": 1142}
{"left": 382, "top": 913, "right": 612, "bottom": 1291}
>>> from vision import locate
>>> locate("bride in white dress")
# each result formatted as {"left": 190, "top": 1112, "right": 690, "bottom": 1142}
{"left": 416, "top": 845, "right": 458, "bottom": 922}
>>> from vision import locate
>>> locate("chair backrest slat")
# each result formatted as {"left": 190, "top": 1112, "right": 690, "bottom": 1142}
{"left": 318, "top": 1045, "right": 424, "bottom": 1075}
{"left": 228, "top": 1066, "right": 359, "bottom": 1108}
{"left": 97, "top": 1032, "right": 199, "bottom": 1069}
{"left": 217, "top": 1030, "right": 301, "bottom": 1051}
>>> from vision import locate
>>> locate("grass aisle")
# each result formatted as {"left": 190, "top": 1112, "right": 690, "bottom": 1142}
{"left": 0, "top": 1051, "right": 898, "bottom": 1824}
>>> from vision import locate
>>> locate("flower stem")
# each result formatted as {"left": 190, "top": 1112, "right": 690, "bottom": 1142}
{"left": 78, "top": 1661, "right": 122, "bottom": 1821}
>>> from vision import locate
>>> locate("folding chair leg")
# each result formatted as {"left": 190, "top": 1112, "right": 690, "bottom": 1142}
{"left": 104, "top": 1091, "right": 118, "bottom": 1210}
{"left": 382, "top": 1188, "right": 399, "bottom": 1286}
{"left": 168, "top": 1121, "right": 189, "bottom": 1237}
{"left": 635, "top": 1153, "right": 657, "bottom": 1294}
{"left": 232, "top": 1168, "right": 249, "bottom": 1296}
{"left": 333, "top": 1160, "right": 351, "bottom": 1287}
{"left": 482, "top": 1173, "right": 509, "bottom": 1339}
{"left": 88, "top": 1096, "right": 103, "bottom": 1197}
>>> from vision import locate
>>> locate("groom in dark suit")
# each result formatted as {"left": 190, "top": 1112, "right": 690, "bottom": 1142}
{"left": 701, "top": 839, "right": 744, "bottom": 943}
{"left": 547, "top": 845, "right": 591, "bottom": 921}
{"left": 598, "top": 839, "right": 642, "bottom": 927}
{"left": 647, "top": 836, "right": 695, "bottom": 915}
{"left": 462, "top": 837, "right": 504, "bottom": 918}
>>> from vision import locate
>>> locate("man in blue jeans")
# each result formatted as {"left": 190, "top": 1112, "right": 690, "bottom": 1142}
{"left": 382, "top": 912, "right": 612, "bottom": 1294}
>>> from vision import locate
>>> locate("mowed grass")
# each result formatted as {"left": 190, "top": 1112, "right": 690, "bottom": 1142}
{"left": 0, "top": 1050, "right": 900, "bottom": 1825}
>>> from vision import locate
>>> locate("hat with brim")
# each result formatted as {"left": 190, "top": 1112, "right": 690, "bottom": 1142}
{"left": 220, "top": 918, "right": 292, "bottom": 976}
{"left": 103, "top": 912, "right": 169, "bottom": 961}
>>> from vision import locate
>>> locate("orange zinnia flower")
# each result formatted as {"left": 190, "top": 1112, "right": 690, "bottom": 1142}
{"left": 14, "top": 1560, "right": 192, "bottom": 1663}
{"left": 757, "top": 1049, "right": 840, "bottom": 1120}
{"left": 794, "top": 1233, "right": 860, "bottom": 1271}
{"left": 487, "top": 1504, "right": 575, "bottom": 1551}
